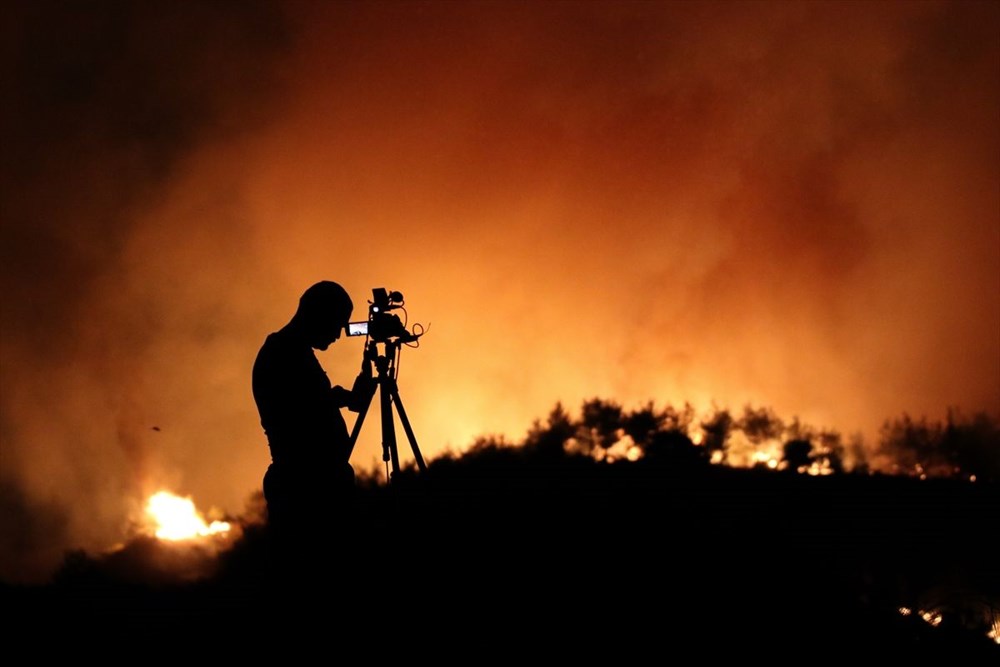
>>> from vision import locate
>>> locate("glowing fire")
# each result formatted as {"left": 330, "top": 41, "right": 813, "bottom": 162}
{"left": 751, "top": 450, "right": 781, "bottom": 469}
{"left": 898, "top": 606, "right": 942, "bottom": 627}
{"left": 145, "top": 491, "right": 231, "bottom": 541}
{"left": 897, "top": 605, "right": 1000, "bottom": 644}
{"left": 920, "top": 610, "right": 943, "bottom": 627}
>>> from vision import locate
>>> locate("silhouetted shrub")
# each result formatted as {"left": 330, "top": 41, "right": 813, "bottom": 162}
{"left": 700, "top": 407, "right": 733, "bottom": 456}
{"left": 524, "top": 402, "right": 576, "bottom": 460}
{"left": 876, "top": 411, "right": 999, "bottom": 480}
{"left": 644, "top": 428, "right": 704, "bottom": 468}
{"left": 738, "top": 404, "right": 784, "bottom": 444}
{"left": 577, "top": 397, "right": 624, "bottom": 455}
{"left": 782, "top": 439, "right": 813, "bottom": 471}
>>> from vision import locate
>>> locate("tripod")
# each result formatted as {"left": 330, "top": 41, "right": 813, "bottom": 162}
{"left": 347, "top": 338, "right": 427, "bottom": 479}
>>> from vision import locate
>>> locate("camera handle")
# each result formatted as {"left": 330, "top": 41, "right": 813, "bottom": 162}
{"left": 346, "top": 338, "right": 427, "bottom": 479}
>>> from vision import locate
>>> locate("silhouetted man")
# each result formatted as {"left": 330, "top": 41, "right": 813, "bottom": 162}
{"left": 252, "top": 281, "right": 368, "bottom": 546}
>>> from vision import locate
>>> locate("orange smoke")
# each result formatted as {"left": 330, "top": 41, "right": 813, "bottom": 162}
{"left": 1, "top": 1, "right": 997, "bottom": 584}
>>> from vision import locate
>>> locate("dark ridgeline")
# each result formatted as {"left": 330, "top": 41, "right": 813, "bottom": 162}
{"left": 5, "top": 402, "right": 998, "bottom": 659}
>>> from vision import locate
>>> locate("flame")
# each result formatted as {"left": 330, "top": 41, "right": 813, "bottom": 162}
{"left": 751, "top": 449, "right": 781, "bottom": 469}
{"left": 919, "top": 610, "right": 943, "bottom": 627}
{"left": 145, "top": 491, "right": 231, "bottom": 541}
{"left": 800, "top": 459, "right": 835, "bottom": 476}
{"left": 898, "top": 607, "right": 943, "bottom": 627}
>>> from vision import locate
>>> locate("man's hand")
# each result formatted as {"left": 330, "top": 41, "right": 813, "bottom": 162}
{"left": 347, "top": 370, "right": 376, "bottom": 412}
{"left": 330, "top": 385, "right": 353, "bottom": 408}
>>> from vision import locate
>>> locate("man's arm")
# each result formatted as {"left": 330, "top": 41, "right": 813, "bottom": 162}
{"left": 330, "top": 385, "right": 353, "bottom": 408}
{"left": 331, "top": 367, "right": 376, "bottom": 412}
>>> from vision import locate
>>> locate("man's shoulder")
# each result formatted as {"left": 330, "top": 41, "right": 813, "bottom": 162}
{"left": 259, "top": 330, "right": 281, "bottom": 347}
{"left": 258, "top": 328, "right": 299, "bottom": 352}
{"left": 256, "top": 329, "right": 317, "bottom": 369}
{"left": 254, "top": 330, "right": 291, "bottom": 368}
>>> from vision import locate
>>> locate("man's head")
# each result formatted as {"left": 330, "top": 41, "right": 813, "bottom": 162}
{"left": 294, "top": 281, "right": 353, "bottom": 350}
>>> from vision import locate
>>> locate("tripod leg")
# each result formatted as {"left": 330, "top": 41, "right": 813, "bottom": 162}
{"left": 389, "top": 386, "right": 427, "bottom": 472}
{"left": 347, "top": 383, "right": 376, "bottom": 457}
{"left": 347, "top": 347, "right": 378, "bottom": 458}
{"left": 380, "top": 377, "right": 401, "bottom": 474}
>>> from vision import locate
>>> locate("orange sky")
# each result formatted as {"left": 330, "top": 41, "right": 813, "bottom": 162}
{"left": 2, "top": 0, "right": 998, "bottom": 581}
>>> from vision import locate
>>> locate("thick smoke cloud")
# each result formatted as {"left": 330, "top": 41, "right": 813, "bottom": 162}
{"left": 1, "top": 0, "right": 288, "bottom": 580}
{"left": 1, "top": 1, "right": 997, "bottom": 582}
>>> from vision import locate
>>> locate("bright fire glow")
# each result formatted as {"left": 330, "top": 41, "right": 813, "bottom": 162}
{"left": 900, "top": 605, "right": 1000, "bottom": 643}
{"left": 751, "top": 450, "right": 779, "bottom": 468}
{"left": 919, "top": 610, "right": 943, "bottom": 627}
{"left": 800, "top": 459, "right": 835, "bottom": 476}
{"left": 145, "top": 491, "right": 231, "bottom": 541}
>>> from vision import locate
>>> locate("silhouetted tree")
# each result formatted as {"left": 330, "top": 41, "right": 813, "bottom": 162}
{"left": 782, "top": 439, "right": 813, "bottom": 472}
{"left": 577, "top": 398, "right": 624, "bottom": 456}
{"left": 468, "top": 433, "right": 515, "bottom": 454}
{"left": 943, "top": 410, "right": 999, "bottom": 481}
{"left": 878, "top": 413, "right": 949, "bottom": 476}
{"left": 873, "top": 410, "right": 1000, "bottom": 479}
{"left": 622, "top": 401, "right": 664, "bottom": 449}
{"left": 738, "top": 404, "right": 784, "bottom": 444}
{"left": 644, "top": 428, "right": 703, "bottom": 468}
{"left": 524, "top": 402, "right": 576, "bottom": 460}
{"left": 816, "top": 431, "right": 845, "bottom": 474}
{"left": 784, "top": 416, "right": 814, "bottom": 442}
{"left": 661, "top": 402, "right": 696, "bottom": 433}
{"left": 780, "top": 420, "right": 847, "bottom": 474}
{"left": 700, "top": 408, "right": 733, "bottom": 460}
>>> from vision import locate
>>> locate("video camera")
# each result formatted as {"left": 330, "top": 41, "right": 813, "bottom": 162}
{"left": 346, "top": 288, "right": 418, "bottom": 343}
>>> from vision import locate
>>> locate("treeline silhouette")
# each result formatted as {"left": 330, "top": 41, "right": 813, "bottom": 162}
{"left": 5, "top": 400, "right": 999, "bottom": 658}
{"left": 420, "top": 399, "right": 999, "bottom": 481}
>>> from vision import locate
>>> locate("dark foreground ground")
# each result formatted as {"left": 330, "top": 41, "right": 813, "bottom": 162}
{"left": 5, "top": 452, "right": 999, "bottom": 660}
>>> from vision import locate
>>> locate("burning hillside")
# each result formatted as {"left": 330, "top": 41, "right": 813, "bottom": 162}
{"left": 2, "top": 400, "right": 997, "bottom": 656}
